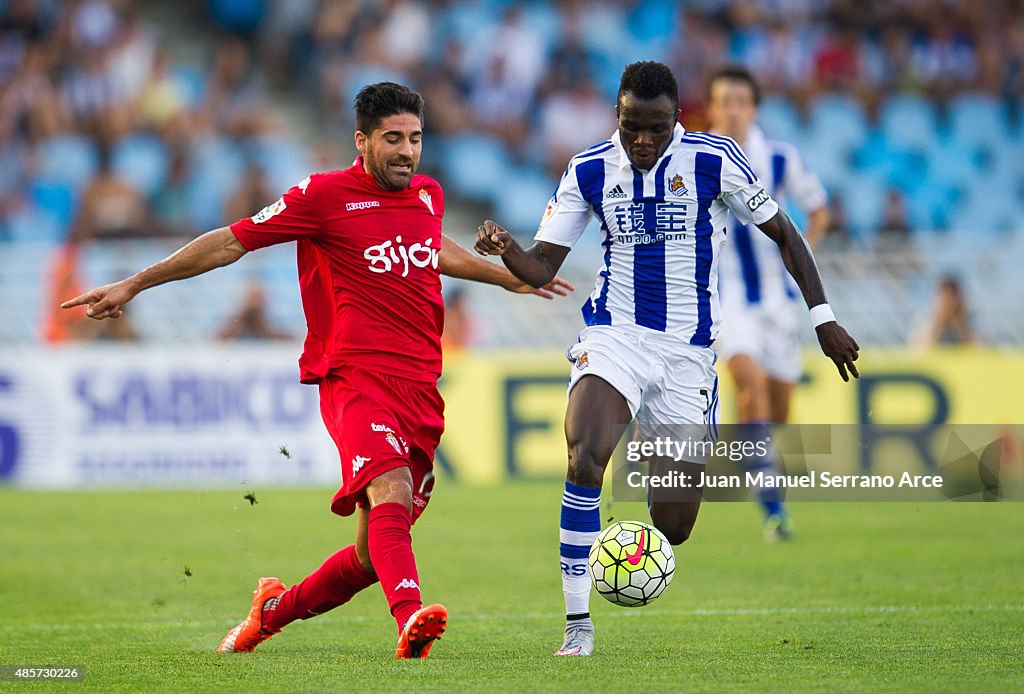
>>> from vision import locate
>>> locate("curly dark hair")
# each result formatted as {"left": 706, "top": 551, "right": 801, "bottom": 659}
{"left": 706, "top": 65, "right": 762, "bottom": 105}
{"left": 353, "top": 82, "right": 424, "bottom": 134}
{"left": 617, "top": 61, "right": 679, "bottom": 109}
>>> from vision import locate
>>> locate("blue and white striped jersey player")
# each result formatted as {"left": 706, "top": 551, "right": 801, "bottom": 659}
{"left": 707, "top": 65, "right": 832, "bottom": 541}
{"left": 474, "top": 62, "right": 860, "bottom": 657}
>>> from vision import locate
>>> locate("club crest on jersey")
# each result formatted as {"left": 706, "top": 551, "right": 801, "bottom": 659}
{"left": 385, "top": 431, "right": 407, "bottom": 455}
{"left": 419, "top": 187, "right": 434, "bottom": 215}
{"left": 252, "top": 197, "right": 286, "bottom": 224}
{"left": 575, "top": 351, "right": 590, "bottom": 370}
{"left": 668, "top": 174, "right": 688, "bottom": 197}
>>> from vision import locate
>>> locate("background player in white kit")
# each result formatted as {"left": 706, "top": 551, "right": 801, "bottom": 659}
{"left": 475, "top": 62, "right": 859, "bottom": 657}
{"left": 707, "top": 65, "right": 832, "bottom": 541}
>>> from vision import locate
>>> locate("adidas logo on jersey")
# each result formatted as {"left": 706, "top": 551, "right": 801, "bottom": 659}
{"left": 394, "top": 578, "right": 419, "bottom": 591}
{"left": 605, "top": 185, "right": 627, "bottom": 199}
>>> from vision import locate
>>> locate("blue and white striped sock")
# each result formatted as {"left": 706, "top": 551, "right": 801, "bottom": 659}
{"left": 559, "top": 481, "right": 601, "bottom": 621}
{"left": 741, "top": 421, "right": 784, "bottom": 518}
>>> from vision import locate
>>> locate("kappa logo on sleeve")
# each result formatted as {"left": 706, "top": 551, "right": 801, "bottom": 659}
{"left": 252, "top": 198, "right": 286, "bottom": 224}
{"left": 746, "top": 189, "right": 770, "bottom": 212}
{"left": 298, "top": 176, "right": 311, "bottom": 194}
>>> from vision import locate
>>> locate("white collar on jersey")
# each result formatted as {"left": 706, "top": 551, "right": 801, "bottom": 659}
{"left": 610, "top": 123, "right": 687, "bottom": 171}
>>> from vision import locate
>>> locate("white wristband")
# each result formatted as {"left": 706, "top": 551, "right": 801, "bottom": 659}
{"left": 809, "top": 303, "right": 836, "bottom": 328}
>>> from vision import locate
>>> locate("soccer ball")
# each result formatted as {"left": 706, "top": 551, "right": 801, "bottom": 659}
{"left": 589, "top": 521, "right": 675, "bottom": 607}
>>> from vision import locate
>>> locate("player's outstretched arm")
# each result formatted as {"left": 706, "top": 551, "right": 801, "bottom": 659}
{"left": 757, "top": 211, "right": 860, "bottom": 381}
{"left": 473, "top": 220, "right": 571, "bottom": 290}
{"left": 61, "top": 227, "right": 248, "bottom": 320}
{"left": 441, "top": 233, "right": 573, "bottom": 299}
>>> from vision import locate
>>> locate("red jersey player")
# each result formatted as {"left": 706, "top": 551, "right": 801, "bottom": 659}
{"left": 61, "top": 82, "right": 572, "bottom": 659}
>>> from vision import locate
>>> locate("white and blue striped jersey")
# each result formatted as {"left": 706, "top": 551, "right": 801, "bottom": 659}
{"left": 536, "top": 123, "right": 779, "bottom": 347}
{"left": 717, "top": 125, "right": 827, "bottom": 309}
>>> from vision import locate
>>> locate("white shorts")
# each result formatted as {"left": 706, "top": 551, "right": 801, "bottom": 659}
{"left": 715, "top": 299, "right": 803, "bottom": 384}
{"left": 566, "top": 324, "right": 719, "bottom": 441}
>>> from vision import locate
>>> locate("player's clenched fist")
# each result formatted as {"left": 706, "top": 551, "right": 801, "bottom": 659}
{"left": 475, "top": 219, "right": 512, "bottom": 256}
{"left": 61, "top": 279, "right": 138, "bottom": 320}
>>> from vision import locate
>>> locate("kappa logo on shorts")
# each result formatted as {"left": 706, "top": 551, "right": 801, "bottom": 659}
{"left": 575, "top": 351, "right": 590, "bottom": 370}
{"left": 351, "top": 455, "right": 371, "bottom": 473}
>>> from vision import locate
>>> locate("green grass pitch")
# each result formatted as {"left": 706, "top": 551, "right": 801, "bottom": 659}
{"left": 2, "top": 483, "right": 1022, "bottom": 692}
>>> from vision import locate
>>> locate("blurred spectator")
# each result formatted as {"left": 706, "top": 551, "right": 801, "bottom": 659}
{"left": 376, "top": 0, "right": 432, "bottom": 74}
{"left": 60, "top": 44, "right": 122, "bottom": 136}
{"left": 467, "top": 53, "right": 532, "bottom": 151}
{"left": 217, "top": 282, "right": 292, "bottom": 341}
{"left": 199, "top": 35, "right": 272, "bottom": 138}
{"left": 462, "top": 6, "right": 547, "bottom": 103}
{"left": 814, "top": 27, "right": 865, "bottom": 94}
{"left": 137, "top": 50, "right": 187, "bottom": 130}
{"left": 41, "top": 238, "right": 88, "bottom": 342}
{"left": 880, "top": 189, "right": 911, "bottom": 238}
{"left": 537, "top": 77, "right": 614, "bottom": 177}
{"left": 105, "top": 2, "right": 157, "bottom": 103}
{"left": 442, "top": 287, "right": 474, "bottom": 353}
{"left": 225, "top": 163, "right": 273, "bottom": 223}
{"left": 912, "top": 276, "right": 978, "bottom": 348}
{"left": 911, "top": 16, "right": 977, "bottom": 100}
{"left": 0, "top": 38, "right": 68, "bottom": 145}
{"left": 151, "top": 144, "right": 197, "bottom": 237}
{"left": 419, "top": 40, "right": 471, "bottom": 138}
{"left": 823, "top": 194, "right": 849, "bottom": 245}
{"left": 0, "top": 0, "right": 55, "bottom": 84}
{"left": 72, "top": 144, "right": 152, "bottom": 240}
{"left": 257, "top": 0, "right": 318, "bottom": 89}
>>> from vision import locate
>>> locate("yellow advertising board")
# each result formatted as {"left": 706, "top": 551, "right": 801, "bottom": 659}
{"left": 436, "top": 348, "right": 1024, "bottom": 484}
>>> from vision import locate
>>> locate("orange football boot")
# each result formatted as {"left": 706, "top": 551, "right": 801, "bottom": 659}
{"left": 395, "top": 604, "right": 448, "bottom": 659}
{"left": 217, "top": 577, "right": 287, "bottom": 653}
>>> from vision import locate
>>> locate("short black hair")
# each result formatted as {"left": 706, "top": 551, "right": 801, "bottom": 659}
{"left": 706, "top": 65, "right": 761, "bottom": 105}
{"left": 617, "top": 61, "right": 679, "bottom": 109}
{"left": 353, "top": 82, "right": 424, "bottom": 134}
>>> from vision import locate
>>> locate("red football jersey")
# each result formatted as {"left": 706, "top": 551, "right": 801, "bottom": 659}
{"left": 230, "top": 158, "right": 444, "bottom": 384}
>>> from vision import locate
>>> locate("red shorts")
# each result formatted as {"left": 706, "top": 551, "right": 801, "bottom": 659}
{"left": 319, "top": 367, "right": 444, "bottom": 521}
